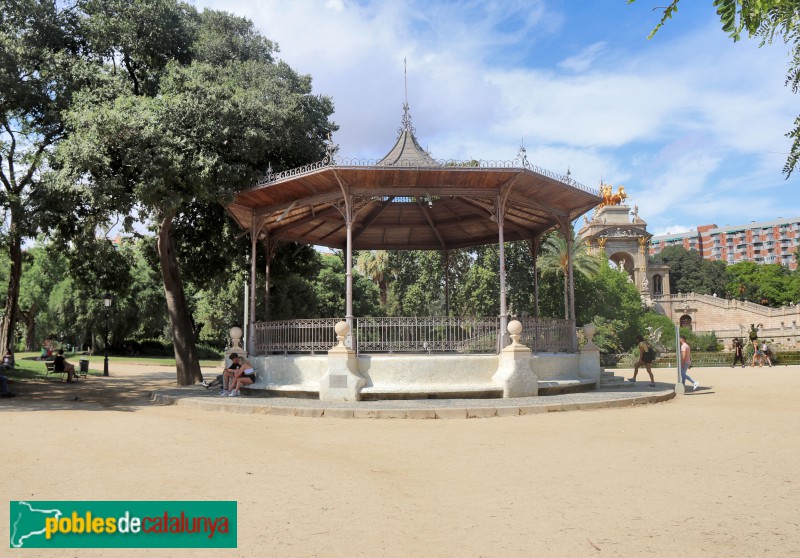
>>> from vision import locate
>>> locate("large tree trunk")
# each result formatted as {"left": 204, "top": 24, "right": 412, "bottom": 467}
{"left": 157, "top": 210, "right": 203, "bottom": 386}
{"left": 20, "top": 303, "right": 37, "bottom": 351}
{"left": 0, "top": 205, "right": 23, "bottom": 359}
{"left": 379, "top": 281, "right": 388, "bottom": 307}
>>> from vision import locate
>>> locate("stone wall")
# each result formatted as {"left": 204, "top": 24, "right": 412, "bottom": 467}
{"left": 654, "top": 293, "right": 800, "bottom": 348}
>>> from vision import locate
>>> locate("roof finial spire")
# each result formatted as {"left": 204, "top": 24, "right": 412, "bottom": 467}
{"left": 404, "top": 57, "right": 408, "bottom": 107}
{"left": 400, "top": 57, "right": 415, "bottom": 135}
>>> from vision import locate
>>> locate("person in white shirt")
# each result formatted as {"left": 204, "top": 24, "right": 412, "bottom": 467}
{"left": 680, "top": 335, "right": 700, "bottom": 391}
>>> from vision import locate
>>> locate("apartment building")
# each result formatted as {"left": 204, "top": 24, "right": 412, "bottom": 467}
{"left": 649, "top": 217, "right": 800, "bottom": 270}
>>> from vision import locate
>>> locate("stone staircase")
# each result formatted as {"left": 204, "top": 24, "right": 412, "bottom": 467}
{"left": 599, "top": 370, "right": 634, "bottom": 389}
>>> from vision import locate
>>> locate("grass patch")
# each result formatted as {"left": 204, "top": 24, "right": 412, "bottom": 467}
{"left": 6, "top": 351, "right": 223, "bottom": 382}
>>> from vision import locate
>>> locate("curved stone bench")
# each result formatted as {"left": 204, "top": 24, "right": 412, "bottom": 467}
{"left": 360, "top": 383, "right": 504, "bottom": 400}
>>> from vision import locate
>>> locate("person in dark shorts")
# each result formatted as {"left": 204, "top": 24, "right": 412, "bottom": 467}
{"left": 627, "top": 334, "right": 656, "bottom": 387}
{"left": 731, "top": 338, "right": 746, "bottom": 368}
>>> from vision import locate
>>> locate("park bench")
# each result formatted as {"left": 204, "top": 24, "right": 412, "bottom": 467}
{"left": 44, "top": 361, "right": 66, "bottom": 381}
{"left": 44, "top": 359, "right": 88, "bottom": 381}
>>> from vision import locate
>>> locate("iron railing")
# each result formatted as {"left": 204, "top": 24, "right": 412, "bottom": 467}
{"left": 254, "top": 318, "right": 340, "bottom": 355}
{"left": 356, "top": 316, "right": 500, "bottom": 354}
{"left": 519, "top": 317, "right": 577, "bottom": 353}
{"left": 252, "top": 316, "right": 579, "bottom": 355}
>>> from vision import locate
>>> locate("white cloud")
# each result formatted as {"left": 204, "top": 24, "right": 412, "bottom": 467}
{"left": 558, "top": 42, "right": 607, "bottom": 72}
{"left": 191, "top": 0, "right": 800, "bottom": 232}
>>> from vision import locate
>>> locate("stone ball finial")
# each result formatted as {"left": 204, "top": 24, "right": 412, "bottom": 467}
{"left": 507, "top": 320, "right": 522, "bottom": 345}
{"left": 230, "top": 326, "right": 243, "bottom": 349}
{"left": 583, "top": 323, "right": 597, "bottom": 345}
{"left": 334, "top": 321, "right": 350, "bottom": 346}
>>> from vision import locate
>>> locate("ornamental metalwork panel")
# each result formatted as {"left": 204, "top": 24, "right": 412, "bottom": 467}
{"left": 355, "top": 316, "right": 500, "bottom": 354}
{"left": 254, "top": 318, "right": 340, "bottom": 355}
{"left": 518, "top": 317, "right": 577, "bottom": 353}
{"left": 252, "top": 155, "right": 598, "bottom": 197}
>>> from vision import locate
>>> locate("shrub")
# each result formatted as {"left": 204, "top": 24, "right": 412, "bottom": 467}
{"left": 136, "top": 339, "right": 170, "bottom": 356}
{"left": 196, "top": 344, "right": 223, "bottom": 360}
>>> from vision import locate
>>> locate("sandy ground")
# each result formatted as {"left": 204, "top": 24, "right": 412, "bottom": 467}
{"left": 1, "top": 363, "right": 799, "bottom": 557}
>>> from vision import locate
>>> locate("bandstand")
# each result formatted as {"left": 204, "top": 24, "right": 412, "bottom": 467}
{"left": 225, "top": 102, "right": 605, "bottom": 401}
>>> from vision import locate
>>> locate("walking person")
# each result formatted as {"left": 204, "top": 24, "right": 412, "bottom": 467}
{"left": 761, "top": 341, "right": 773, "bottom": 367}
{"left": 751, "top": 339, "right": 763, "bottom": 368}
{"left": 680, "top": 335, "right": 700, "bottom": 391}
{"left": 628, "top": 334, "right": 656, "bottom": 387}
{"left": 731, "top": 338, "right": 746, "bottom": 368}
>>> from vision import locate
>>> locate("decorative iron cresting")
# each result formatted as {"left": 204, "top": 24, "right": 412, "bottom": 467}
{"left": 250, "top": 153, "right": 599, "bottom": 197}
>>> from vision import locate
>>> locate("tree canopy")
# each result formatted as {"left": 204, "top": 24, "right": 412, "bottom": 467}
{"left": 0, "top": 0, "right": 96, "bottom": 358}
{"left": 650, "top": 246, "right": 729, "bottom": 295}
{"left": 56, "top": 2, "right": 336, "bottom": 384}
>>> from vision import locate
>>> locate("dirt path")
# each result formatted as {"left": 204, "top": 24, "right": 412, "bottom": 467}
{"left": 1, "top": 365, "right": 799, "bottom": 557}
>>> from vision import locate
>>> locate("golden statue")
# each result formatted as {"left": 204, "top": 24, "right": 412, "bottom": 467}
{"left": 598, "top": 183, "right": 628, "bottom": 208}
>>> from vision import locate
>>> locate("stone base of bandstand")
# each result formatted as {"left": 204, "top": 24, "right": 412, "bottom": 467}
{"left": 243, "top": 351, "right": 599, "bottom": 401}
{"left": 243, "top": 320, "right": 601, "bottom": 402}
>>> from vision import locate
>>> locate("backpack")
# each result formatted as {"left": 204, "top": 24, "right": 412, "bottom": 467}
{"left": 645, "top": 346, "right": 656, "bottom": 361}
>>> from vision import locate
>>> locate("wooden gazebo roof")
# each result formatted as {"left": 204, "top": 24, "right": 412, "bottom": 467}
{"left": 227, "top": 107, "right": 601, "bottom": 250}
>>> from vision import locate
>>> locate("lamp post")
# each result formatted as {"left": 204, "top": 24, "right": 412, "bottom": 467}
{"left": 103, "top": 293, "right": 112, "bottom": 376}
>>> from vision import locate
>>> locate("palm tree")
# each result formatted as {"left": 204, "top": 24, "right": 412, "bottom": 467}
{"left": 537, "top": 232, "right": 601, "bottom": 319}
{"left": 356, "top": 250, "right": 391, "bottom": 306}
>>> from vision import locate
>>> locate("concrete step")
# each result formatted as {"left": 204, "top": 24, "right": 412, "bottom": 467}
{"left": 599, "top": 373, "right": 634, "bottom": 389}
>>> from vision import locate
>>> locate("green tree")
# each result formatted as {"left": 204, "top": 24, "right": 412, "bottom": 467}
{"left": 356, "top": 250, "right": 391, "bottom": 307}
{"left": 577, "top": 259, "right": 646, "bottom": 348}
{"left": 58, "top": 5, "right": 336, "bottom": 384}
{"left": 650, "top": 246, "right": 729, "bottom": 295}
{"left": 444, "top": 248, "right": 498, "bottom": 318}
{"left": 0, "top": 0, "right": 91, "bottom": 359}
{"left": 537, "top": 232, "right": 602, "bottom": 319}
{"left": 629, "top": 0, "right": 800, "bottom": 175}
{"left": 18, "top": 243, "right": 69, "bottom": 351}
{"left": 313, "top": 253, "right": 379, "bottom": 318}
{"left": 384, "top": 250, "right": 451, "bottom": 316}
{"left": 505, "top": 241, "right": 538, "bottom": 318}
{"left": 725, "top": 260, "right": 797, "bottom": 306}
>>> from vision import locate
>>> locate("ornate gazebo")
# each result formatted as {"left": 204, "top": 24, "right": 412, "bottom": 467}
{"left": 225, "top": 102, "right": 604, "bottom": 401}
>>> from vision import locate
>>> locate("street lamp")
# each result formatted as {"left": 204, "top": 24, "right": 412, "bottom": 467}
{"left": 103, "top": 293, "right": 112, "bottom": 376}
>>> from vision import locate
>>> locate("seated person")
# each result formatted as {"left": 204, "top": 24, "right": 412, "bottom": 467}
{"left": 53, "top": 349, "right": 76, "bottom": 383}
{"left": 0, "top": 373, "right": 15, "bottom": 397}
{"left": 216, "top": 353, "right": 242, "bottom": 393}
{"left": 0, "top": 349, "right": 12, "bottom": 370}
{"left": 224, "top": 354, "right": 256, "bottom": 397}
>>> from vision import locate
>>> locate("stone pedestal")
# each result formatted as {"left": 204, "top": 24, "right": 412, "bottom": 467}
{"left": 319, "top": 321, "right": 365, "bottom": 402}
{"left": 492, "top": 320, "right": 538, "bottom": 398}
{"left": 578, "top": 323, "right": 602, "bottom": 388}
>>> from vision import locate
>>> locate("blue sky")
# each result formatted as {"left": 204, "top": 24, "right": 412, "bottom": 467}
{"left": 194, "top": 0, "right": 800, "bottom": 236}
